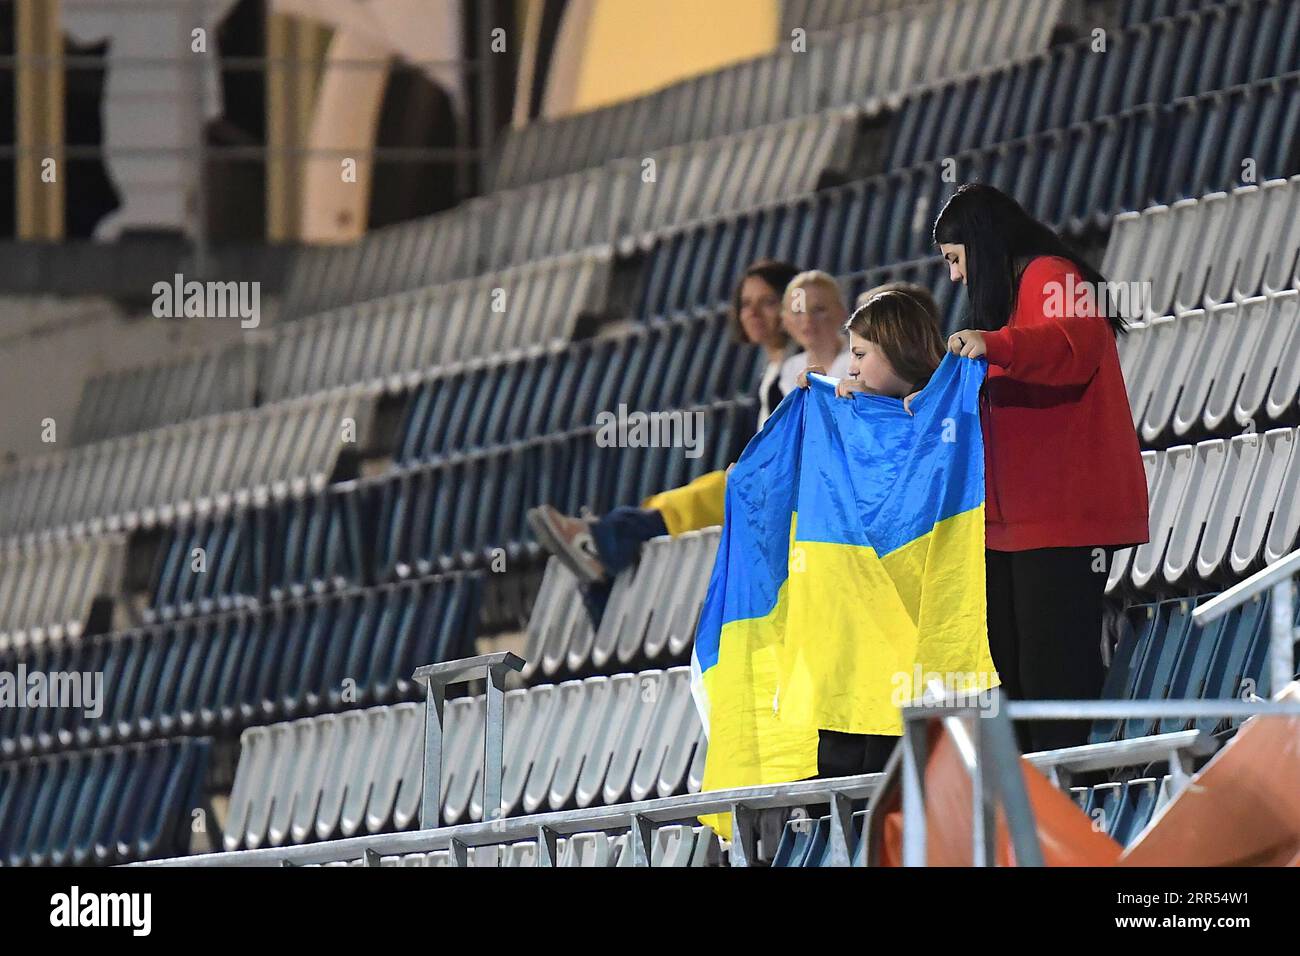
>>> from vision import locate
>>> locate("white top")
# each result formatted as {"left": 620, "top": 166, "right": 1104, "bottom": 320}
{"left": 777, "top": 348, "right": 852, "bottom": 397}
{"left": 755, "top": 358, "right": 785, "bottom": 432}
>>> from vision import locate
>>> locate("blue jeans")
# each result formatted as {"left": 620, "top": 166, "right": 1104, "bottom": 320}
{"left": 589, "top": 506, "right": 669, "bottom": 576}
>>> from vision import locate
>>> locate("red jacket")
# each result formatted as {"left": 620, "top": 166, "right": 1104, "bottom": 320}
{"left": 979, "top": 256, "right": 1150, "bottom": 552}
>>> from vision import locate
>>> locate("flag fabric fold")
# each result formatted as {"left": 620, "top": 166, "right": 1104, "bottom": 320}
{"left": 691, "top": 353, "right": 997, "bottom": 835}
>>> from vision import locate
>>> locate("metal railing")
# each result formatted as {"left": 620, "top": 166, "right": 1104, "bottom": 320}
{"left": 1193, "top": 548, "right": 1300, "bottom": 699}
{"left": 886, "top": 693, "right": 1300, "bottom": 867}
{"left": 130, "top": 652, "right": 1300, "bottom": 868}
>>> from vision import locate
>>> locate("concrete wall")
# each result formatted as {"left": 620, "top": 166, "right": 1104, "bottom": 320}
{"left": 0, "top": 296, "right": 261, "bottom": 467}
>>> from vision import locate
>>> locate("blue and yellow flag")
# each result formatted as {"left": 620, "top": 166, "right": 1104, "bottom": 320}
{"left": 691, "top": 354, "right": 998, "bottom": 834}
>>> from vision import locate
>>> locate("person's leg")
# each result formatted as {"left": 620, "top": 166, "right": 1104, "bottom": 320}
{"left": 816, "top": 730, "right": 868, "bottom": 779}
{"left": 986, "top": 548, "right": 1032, "bottom": 753}
{"left": 526, "top": 503, "right": 667, "bottom": 584}
{"left": 858, "top": 734, "right": 898, "bottom": 774}
{"left": 588, "top": 507, "right": 668, "bottom": 576}
{"left": 1010, "top": 546, "right": 1108, "bottom": 753}
{"left": 985, "top": 548, "right": 1021, "bottom": 697}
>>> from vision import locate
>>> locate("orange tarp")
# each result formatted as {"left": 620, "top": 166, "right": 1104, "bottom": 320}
{"left": 879, "top": 684, "right": 1300, "bottom": 867}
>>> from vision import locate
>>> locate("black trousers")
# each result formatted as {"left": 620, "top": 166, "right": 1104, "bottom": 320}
{"left": 816, "top": 730, "right": 897, "bottom": 778}
{"left": 753, "top": 730, "right": 891, "bottom": 862}
{"left": 985, "top": 546, "right": 1109, "bottom": 754}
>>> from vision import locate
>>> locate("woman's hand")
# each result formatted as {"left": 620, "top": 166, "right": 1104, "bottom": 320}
{"left": 834, "top": 378, "right": 869, "bottom": 399}
{"left": 795, "top": 365, "right": 827, "bottom": 389}
{"left": 902, "top": 390, "right": 922, "bottom": 416}
{"left": 947, "top": 329, "right": 987, "bottom": 358}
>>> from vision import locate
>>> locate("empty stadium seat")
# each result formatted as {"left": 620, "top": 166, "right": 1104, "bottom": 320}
{"left": 1103, "top": 175, "right": 1300, "bottom": 319}
{"left": 0, "top": 573, "right": 481, "bottom": 759}
{"left": 0, "top": 532, "right": 125, "bottom": 652}
{"left": 1106, "top": 427, "right": 1300, "bottom": 595}
{"left": 1070, "top": 776, "right": 1167, "bottom": 847}
{"left": 0, "top": 737, "right": 210, "bottom": 866}
{"left": 263, "top": 252, "right": 613, "bottom": 403}
{"left": 0, "top": 389, "right": 375, "bottom": 539}
{"left": 71, "top": 341, "right": 260, "bottom": 446}
{"left": 221, "top": 664, "right": 706, "bottom": 850}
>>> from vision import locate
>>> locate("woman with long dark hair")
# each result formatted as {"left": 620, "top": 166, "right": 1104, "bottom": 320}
{"left": 932, "top": 183, "right": 1149, "bottom": 753}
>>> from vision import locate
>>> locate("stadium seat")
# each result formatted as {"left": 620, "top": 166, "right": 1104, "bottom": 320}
{"left": 1107, "top": 427, "right": 1300, "bottom": 593}
{"left": 71, "top": 341, "right": 260, "bottom": 446}
{"left": 221, "top": 664, "right": 705, "bottom": 850}
{"left": 0, "top": 532, "right": 125, "bottom": 652}
{"left": 0, "top": 573, "right": 481, "bottom": 758}
{"left": 0, "top": 737, "right": 210, "bottom": 866}
{"left": 0, "top": 389, "right": 375, "bottom": 538}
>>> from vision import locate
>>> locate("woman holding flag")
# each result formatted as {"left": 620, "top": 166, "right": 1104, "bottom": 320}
{"left": 933, "top": 182, "right": 1150, "bottom": 753}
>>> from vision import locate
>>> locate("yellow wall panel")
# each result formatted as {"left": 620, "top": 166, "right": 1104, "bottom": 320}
{"left": 549, "top": 0, "right": 779, "bottom": 116}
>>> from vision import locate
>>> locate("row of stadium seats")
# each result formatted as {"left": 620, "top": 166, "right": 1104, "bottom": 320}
{"left": 1112, "top": 427, "right": 1299, "bottom": 593}
{"left": 1103, "top": 175, "right": 1300, "bottom": 318}
{"left": 0, "top": 573, "right": 481, "bottom": 759}
{"left": 393, "top": 313, "right": 763, "bottom": 466}
{"left": 0, "top": 389, "right": 374, "bottom": 540}
{"left": 222, "top": 666, "right": 703, "bottom": 850}
{"left": 264, "top": 252, "right": 611, "bottom": 404}
{"left": 522, "top": 530, "right": 718, "bottom": 682}
{"left": 146, "top": 484, "right": 366, "bottom": 620}
{"left": 488, "top": 109, "right": 858, "bottom": 267}
{"left": 770, "top": 776, "right": 1171, "bottom": 866}
{"left": 320, "top": 824, "right": 720, "bottom": 867}
{"left": 0, "top": 533, "right": 124, "bottom": 651}
{"left": 143, "top": 395, "right": 747, "bottom": 619}
{"left": 71, "top": 341, "right": 258, "bottom": 447}
{"left": 0, "top": 737, "right": 210, "bottom": 867}
{"left": 887, "top": 0, "right": 1300, "bottom": 168}
{"left": 371, "top": 400, "right": 753, "bottom": 577}
{"left": 1123, "top": 288, "right": 1300, "bottom": 447}
{"left": 63, "top": 8, "right": 1300, "bottom": 452}
{"left": 1090, "top": 592, "right": 1300, "bottom": 743}
{"left": 487, "top": 0, "right": 1061, "bottom": 192}
{"left": 281, "top": 207, "right": 487, "bottom": 322}
{"left": 280, "top": 0, "right": 1289, "bottom": 326}
{"left": 637, "top": 79, "right": 1300, "bottom": 322}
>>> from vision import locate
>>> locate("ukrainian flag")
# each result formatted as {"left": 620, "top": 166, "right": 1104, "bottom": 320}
{"left": 692, "top": 353, "right": 997, "bottom": 834}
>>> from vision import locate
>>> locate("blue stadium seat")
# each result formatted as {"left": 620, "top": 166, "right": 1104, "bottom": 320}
{"left": 0, "top": 737, "right": 210, "bottom": 866}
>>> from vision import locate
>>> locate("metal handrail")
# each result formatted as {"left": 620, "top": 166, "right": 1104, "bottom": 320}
{"left": 892, "top": 694, "right": 1300, "bottom": 867}
{"left": 1192, "top": 547, "right": 1300, "bottom": 623}
{"left": 132, "top": 658, "right": 1284, "bottom": 868}
{"left": 129, "top": 724, "right": 1201, "bottom": 869}
{"left": 1192, "top": 547, "right": 1300, "bottom": 703}
{"left": 412, "top": 652, "right": 524, "bottom": 830}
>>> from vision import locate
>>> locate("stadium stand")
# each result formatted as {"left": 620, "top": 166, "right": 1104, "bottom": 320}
{"left": 1, "top": 0, "right": 1298, "bottom": 868}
